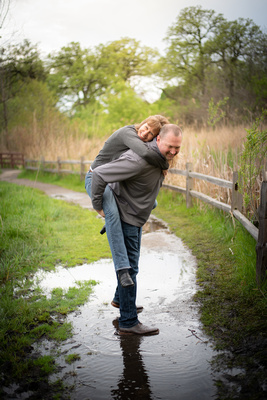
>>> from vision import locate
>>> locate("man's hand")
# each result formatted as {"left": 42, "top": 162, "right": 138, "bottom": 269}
{"left": 96, "top": 209, "right": 105, "bottom": 218}
{"left": 162, "top": 169, "right": 168, "bottom": 177}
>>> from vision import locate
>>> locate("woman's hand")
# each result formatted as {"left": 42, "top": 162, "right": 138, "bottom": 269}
{"left": 96, "top": 209, "right": 105, "bottom": 218}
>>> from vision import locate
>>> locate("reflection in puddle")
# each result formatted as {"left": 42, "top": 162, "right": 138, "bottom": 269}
{"left": 31, "top": 226, "right": 222, "bottom": 400}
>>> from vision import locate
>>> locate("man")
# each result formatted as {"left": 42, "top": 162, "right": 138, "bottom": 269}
{"left": 91, "top": 124, "right": 182, "bottom": 335}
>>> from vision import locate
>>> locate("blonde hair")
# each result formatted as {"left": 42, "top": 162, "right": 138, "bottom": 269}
{"left": 135, "top": 115, "right": 170, "bottom": 136}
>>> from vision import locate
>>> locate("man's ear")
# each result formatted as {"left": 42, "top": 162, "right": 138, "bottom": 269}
{"left": 156, "top": 135, "right": 160, "bottom": 143}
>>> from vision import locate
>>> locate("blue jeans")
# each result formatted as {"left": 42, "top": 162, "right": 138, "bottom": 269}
{"left": 85, "top": 171, "right": 131, "bottom": 271}
{"left": 116, "top": 221, "right": 142, "bottom": 328}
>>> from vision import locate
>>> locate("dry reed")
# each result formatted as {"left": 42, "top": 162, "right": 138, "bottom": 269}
{"left": 3, "top": 115, "right": 260, "bottom": 210}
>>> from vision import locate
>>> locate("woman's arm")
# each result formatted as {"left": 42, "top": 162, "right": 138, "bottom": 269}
{"left": 121, "top": 128, "right": 169, "bottom": 170}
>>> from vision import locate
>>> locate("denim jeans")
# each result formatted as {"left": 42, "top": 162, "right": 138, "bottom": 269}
{"left": 116, "top": 221, "right": 142, "bottom": 328}
{"left": 85, "top": 171, "right": 131, "bottom": 271}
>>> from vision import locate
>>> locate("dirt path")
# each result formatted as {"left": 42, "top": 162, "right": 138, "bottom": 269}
{"left": 0, "top": 169, "right": 93, "bottom": 210}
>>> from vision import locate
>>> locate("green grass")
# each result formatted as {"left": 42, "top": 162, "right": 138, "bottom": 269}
{"left": 19, "top": 169, "right": 86, "bottom": 192}
{"left": 65, "top": 353, "right": 81, "bottom": 364}
{"left": 0, "top": 180, "right": 111, "bottom": 394}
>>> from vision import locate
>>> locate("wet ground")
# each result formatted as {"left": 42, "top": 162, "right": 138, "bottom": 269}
{"left": 32, "top": 225, "right": 221, "bottom": 400}
{"left": 0, "top": 170, "right": 247, "bottom": 399}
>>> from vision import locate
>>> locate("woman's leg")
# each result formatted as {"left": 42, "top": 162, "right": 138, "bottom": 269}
{"left": 85, "top": 172, "right": 131, "bottom": 272}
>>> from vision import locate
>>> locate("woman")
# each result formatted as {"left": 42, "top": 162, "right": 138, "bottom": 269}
{"left": 85, "top": 115, "right": 169, "bottom": 302}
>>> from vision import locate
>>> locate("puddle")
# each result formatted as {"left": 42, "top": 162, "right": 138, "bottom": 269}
{"left": 28, "top": 224, "right": 224, "bottom": 400}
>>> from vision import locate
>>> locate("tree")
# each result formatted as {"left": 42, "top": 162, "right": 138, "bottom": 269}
{"left": 209, "top": 18, "right": 266, "bottom": 100}
{"left": 0, "top": 40, "right": 46, "bottom": 149}
{"left": 161, "top": 6, "right": 225, "bottom": 96}
{"left": 100, "top": 37, "right": 159, "bottom": 82}
{"left": 47, "top": 42, "right": 111, "bottom": 110}
{"left": 158, "top": 6, "right": 267, "bottom": 124}
{"left": 47, "top": 39, "right": 159, "bottom": 113}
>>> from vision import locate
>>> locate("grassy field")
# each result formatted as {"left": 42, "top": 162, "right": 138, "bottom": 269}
{"left": 0, "top": 170, "right": 266, "bottom": 398}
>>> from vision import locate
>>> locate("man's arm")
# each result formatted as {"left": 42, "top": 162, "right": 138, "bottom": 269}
{"left": 91, "top": 152, "right": 145, "bottom": 214}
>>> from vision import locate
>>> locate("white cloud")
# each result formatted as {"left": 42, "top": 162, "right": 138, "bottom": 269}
{"left": 2, "top": 0, "right": 266, "bottom": 56}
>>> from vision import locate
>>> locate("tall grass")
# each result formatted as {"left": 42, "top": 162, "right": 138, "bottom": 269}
{"left": 4, "top": 111, "right": 264, "bottom": 216}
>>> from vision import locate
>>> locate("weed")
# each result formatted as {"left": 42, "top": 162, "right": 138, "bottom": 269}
{"left": 65, "top": 353, "right": 81, "bottom": 364}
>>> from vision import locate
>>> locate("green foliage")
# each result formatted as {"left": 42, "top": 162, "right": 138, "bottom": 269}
{"left": 100, "top": 37, "right": 159, "bottom": 82}
{"left": 0, "top": 79, "right": 59, "bottom": 131}
{"left": 47, "top": 41, "right": 110, "bottom": 109}
{"left": 104, "top": 82, "right": 153, "bottom": 127}
{"left": 65, "top": 353, "right": 81, "bottom": 364}
{"left": 47, "top": 38, "right": 159, "bottom": 113}
{"left": 239, "top": 111, "right": 267, "bottom": 220}
{"left": 33, "top": 356, "right": 56, "bottom": 376}
{"left": 160, "top": 6, "right": 267, "bottom": 124}
{"left": 162, "top": 6, "right": 224, "bottom": 92}
{"left": 207, "top": 97, "right": 229, "bottom": 127}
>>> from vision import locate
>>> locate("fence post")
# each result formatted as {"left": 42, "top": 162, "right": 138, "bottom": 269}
{"left": 40, "top": 156, "right": 44, "bottom": 171}
{"left": 231, "top": 171, "right": 243, "bottom": 212}
{"left": 263, "top": 159, "right": 267, "bottom": 181}
{"left": 80, "top": 156, "right": 85, "bottom": 181}
{"left": 186, "top": 162, "right": 193, "bottom": 208}
{"left": 10, "top": 154, "right": 15, "bottom": 169}
{"left": 57, "top": 156, "right": 61, "bottom": 174}
{"left": 256, "top": 181, "right": 267, "bottom": 285}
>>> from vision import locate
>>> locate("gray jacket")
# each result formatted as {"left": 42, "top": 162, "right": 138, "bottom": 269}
{"left": 91, "top": 139, "right": 165, "bottom": 227}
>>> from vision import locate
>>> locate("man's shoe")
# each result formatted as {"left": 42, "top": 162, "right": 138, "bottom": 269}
{"left": 119, "top": 323, "right": 159, "bottom": 336}
{"left": 117, "top": 269, "right": 134, "bottom": 287}
{"left": 111, "top": 300, "right": 143, "bottom": 314}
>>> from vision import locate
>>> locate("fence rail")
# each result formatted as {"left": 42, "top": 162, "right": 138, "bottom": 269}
{"left": 22, "top": 155, "right": 266, "bottom": 284}
{"left": 0, "top": 153, "right": 24, "bottom": 169}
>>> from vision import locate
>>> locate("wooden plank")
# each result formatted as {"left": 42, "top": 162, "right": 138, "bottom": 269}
{"left": 190, "top": 190, "right": 231, "bottom": 212}
{"left": 189, "top": 171, "right": 232, "bottom": 189}
{"left": 186, "top": 162, "right": 193, "bottom": 208}
{"left": 168, "top": 168, "right": 187, "bottom": 177}
{"left": 233, "top": 210, "right": 259, "bottom": 241}
{"left": 162, "top": 184, "right": 186, "bottom": 194}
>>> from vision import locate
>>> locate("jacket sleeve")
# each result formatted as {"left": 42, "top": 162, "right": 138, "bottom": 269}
{"left": 91, "top": 152, "right": 144, "bottom": 211}
{"left": 122, "top": 130, "right": 169, "bottom": 170}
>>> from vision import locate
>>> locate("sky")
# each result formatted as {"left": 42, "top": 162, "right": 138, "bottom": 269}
{"left": 2, "top": 0, "right": 267, "bottom": 57}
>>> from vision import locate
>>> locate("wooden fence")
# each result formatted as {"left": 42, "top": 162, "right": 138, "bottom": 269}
{"left": 0, "top": 153, "right": 24, "bottom": 169}
{"left": 25, "top": 156, "right": 90, "bottom": 181}
{"left": 23, "top": 156, "right": 266, "bottom": 284}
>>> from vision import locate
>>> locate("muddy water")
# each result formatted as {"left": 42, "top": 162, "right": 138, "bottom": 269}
{"left": 33, "top": 220, "right": 221, "bottom": 400}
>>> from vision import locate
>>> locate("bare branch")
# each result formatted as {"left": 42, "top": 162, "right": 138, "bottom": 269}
{"left": 0, "top": 0, "right": 10, "bottom": 30}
